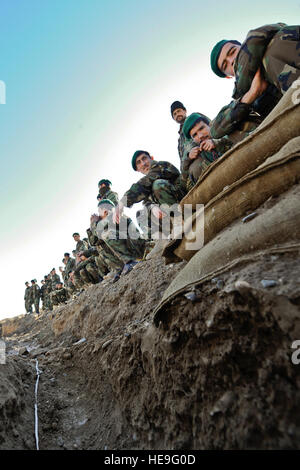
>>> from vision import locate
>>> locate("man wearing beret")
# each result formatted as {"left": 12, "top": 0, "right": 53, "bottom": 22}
{"left": 113, "top": 151, "right": 186, "bottom": 239}
{"left": 96, "top": 199, "right": 145, "bottom": 279}
{"left": 209, "top": 23, "right": 299, "bottom": 138}
{"left": 97, "top": 179, "right": 119, "bottom": 206}
{"left": 181, "top": 113, "right": 234, "bottom": 185}
{"left": 170, "top": 101, "right": 200, "bottom": 188}
{"left": 73, "top": 232, "right": 89, "bottom": 254}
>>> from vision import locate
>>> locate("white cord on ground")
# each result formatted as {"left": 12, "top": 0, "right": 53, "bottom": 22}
{"left": 34, "top": 359, "right": 42, "bottom": 451}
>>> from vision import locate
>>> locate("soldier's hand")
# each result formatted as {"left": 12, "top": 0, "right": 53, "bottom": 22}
{"left": 152, "top": 205, "right": 165, "bottom": 220}
{"left": 241, "top": 68, "right": 268, "bottom": 104}
{"left": 188, "top": 147, "right": 200, "bottom": 160}
{"left": 199, "top": 139, "right": 215, "bottom": 152}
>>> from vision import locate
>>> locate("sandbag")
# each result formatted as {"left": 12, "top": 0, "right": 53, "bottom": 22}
{"left": 164, "top": 137, "right": 300, "bottom": 262}
{"left": 180, "top": 86, "right": 300, "bottom": 210}
{"left": 154, "top": 184, "right": 300, "bottom": 325}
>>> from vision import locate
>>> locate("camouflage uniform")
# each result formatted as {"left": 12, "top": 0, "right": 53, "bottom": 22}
{"left": 44, "top": 277, "right": 53, "bottom": 311}
{"left": 96, "top": 214, "right": 145, "bottom": 264}
{"left": 51, "top": 287, "right": 70, "bottom": 306}
{"left": 24, "top": 286, "right": 33, "bottom": 314}
{"left": 122, "top": 160, "right": 186, "bottom": 239}
{"left": 98, "top": 186, "right": 119, "bottom": 206}
{"left": 75, "top": 239, "right": 89, "bottom": 254}
{"left": 50, "top": 274, "right": 61, "bottom": 305}
{"left": 122, "top": 160, "right": 186, "bottom": 208}
{"left": 64, "top": 257, "right": 76, "bottom": 293}
{"left": 40, "top": 283, "right": 47, "bottom": 310}
{"left": 181, "top": 135, "right": 234, "bottom": 185}
{"left": 89, "top": 224, "right": 125, "bottom": 275}
{"left": 211, "top": 23, "right": 300, "bottom": 138}
{"left": 31, "top": 284, "right": 40, "bottom": 314}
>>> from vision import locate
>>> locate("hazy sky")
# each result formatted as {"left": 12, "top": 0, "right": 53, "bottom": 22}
{"left": 0, "top": 0, "right": 297, "bottom": 319}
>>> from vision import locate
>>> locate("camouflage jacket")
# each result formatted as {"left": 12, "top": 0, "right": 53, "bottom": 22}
{"left": 98, "top": 187, "right": 119, "bottom": 206}
{"left": 40, "top": 284, "right": 47, "bottom": 301}
{"left": 64, "top": 257, "right": 76, "bottom": 276}
{"left": 24, "top": 286, "right": 32, "bottom": 301}
{"left": 181, "top": 136, "right": 233, "bottom": 180}
{"left": 121, "top": 160, "right": 181, "bottom": 208}
{"left": 51, "top": 273, "right": 61, "bottom": 290}
{"left": 210, "top": 23, "right": 295, "bottom": 138}
{"left": 31, "top": 284, "right": 40, "bottom": 301}
{"left": 75, "top": 239, "right": 89, "bottom": 254}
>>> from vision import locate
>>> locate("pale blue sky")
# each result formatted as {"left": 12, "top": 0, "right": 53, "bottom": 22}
{"left": 0, "top": 0, "right": 298, "bottom": 318}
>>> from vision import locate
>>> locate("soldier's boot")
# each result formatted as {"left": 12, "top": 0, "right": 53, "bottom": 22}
{"left": 121, "top": 260, "right": 139, "bottom": 276}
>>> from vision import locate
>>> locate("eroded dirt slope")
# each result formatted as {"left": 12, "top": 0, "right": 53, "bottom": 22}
{"left": 0, "top": 248, "right": 299, "bottom": 450}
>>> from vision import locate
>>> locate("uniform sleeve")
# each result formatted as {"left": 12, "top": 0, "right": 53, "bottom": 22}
{"left": 210, "top": 101, "right": 251, "bottom": 139}
{"left": 212, "top": 135, "right": 234, "bottom": 154}
{"left": 233, "top": 23, "right": 285, "bottom": 99}
{"left": 121, "top": 162, "right": 180, "bottom": 208}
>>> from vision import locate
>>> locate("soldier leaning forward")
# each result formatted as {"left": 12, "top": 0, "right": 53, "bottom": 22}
{"left": 210, "top": 23, "right": 300, "bottom": 138}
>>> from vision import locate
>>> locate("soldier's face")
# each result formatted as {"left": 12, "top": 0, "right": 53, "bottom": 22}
{"left": 73, "top": 235, "right": 80, "bottom": 242}
{"left": 136, "top": 154, "right": 153, "bottom": 175}
{"left": 217, "top": 42, "right": 240, "bottom": 77}
{"left": 172, "top": 108, "right": 186, "bottom": 124}
{"left": 190, "top": 121, "right": 211, "bottom": 144}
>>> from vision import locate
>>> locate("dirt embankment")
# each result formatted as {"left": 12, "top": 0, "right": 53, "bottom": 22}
{"left": 0, "top": 250, "right": 300, "bottom": 450}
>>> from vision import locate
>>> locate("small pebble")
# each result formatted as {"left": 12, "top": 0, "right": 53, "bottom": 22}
{"left": 217, "top": 280, "right": 224, "bottom": 289}
{"left": 184, "top": 292, "right": 198, "bottom": 302}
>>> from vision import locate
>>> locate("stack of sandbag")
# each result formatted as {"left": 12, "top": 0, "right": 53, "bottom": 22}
{"left": 155, "top": 86, "right": 300, "bottom": 323}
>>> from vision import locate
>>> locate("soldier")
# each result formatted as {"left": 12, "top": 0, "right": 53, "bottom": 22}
{"left": 209, "top": 23, "right": 300, "bottom": 138}
{"left": 170, "top": 101, "right": 199, "bottom": 190}
{"left": 44, "top": 274, "right": 53, "bottom": 311}
{"left": 113, "top": 151, "right": 186, "bottom": 240}
{"left": 40, "top": 280, "right": 47, "bottom": 310}
{"left": 73, "top": 233, "right": 89, "bottom": 253}
{"left": 97, "top": 179, "right": 119, "bottom": 206}
{"left": 74, "top": 250, "right": 103, "bottom": 286}
{"left": 88, "top": 216, "right": 125, "bottom": 281}
{"left": 24, "top": 282, "right": 32, "bottom": 314}
{"left": 31, "top": 280, "right": 40, "bottom": 314}
{"left": 63, "top": 252, "right": 76, "bottom": 291}
{"left": 51, "top": 281, "right": 70, "bottom": 306}
{"left": 97, "top": 199, "right": 145, "bottom": 279}
{"left": 181, "top": 113, "right": 234, "bottom": 185}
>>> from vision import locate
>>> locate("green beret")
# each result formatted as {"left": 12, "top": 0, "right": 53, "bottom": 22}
{"left": 98, "top": 179, "right": 112, "bottom": 187}
{"left": 182, "top": 113, "right": 211, "bottom": 139}
{"left": 97, "top": 198, "right": 115, "bottom": 209}
{"left": 131, "top": 150, "right": 150, "bottom": 171}
{"left": 210, "top": 40, "right": 229, "bottom": 78}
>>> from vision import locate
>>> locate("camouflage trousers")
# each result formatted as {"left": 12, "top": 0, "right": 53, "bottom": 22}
{"left": 51, "top": 288, "right": 70, "bottom": 306}
{"left": 25, "top": 299, "right": 32, "bottom": 314}
{"left": 44, "top": 292, "right": 53, "bottom": 311}
{"left": 32, "top": 298, "right": 40, "bottom": 314}
{"left": 263, "top": 26, "right": 300, "bottom": 95}
{"left": 74, "top": 258, "right": 102, "bottom": 287}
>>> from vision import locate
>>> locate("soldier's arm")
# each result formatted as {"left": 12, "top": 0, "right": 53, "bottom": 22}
{"left": 233, "top": 23, "right": 285, "bottom": 99}
{"left": 210, "top": 101, "right": 251, "bottom": 139}
{"left": 211, "top": 135, "right": 234, "bottom": 154}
